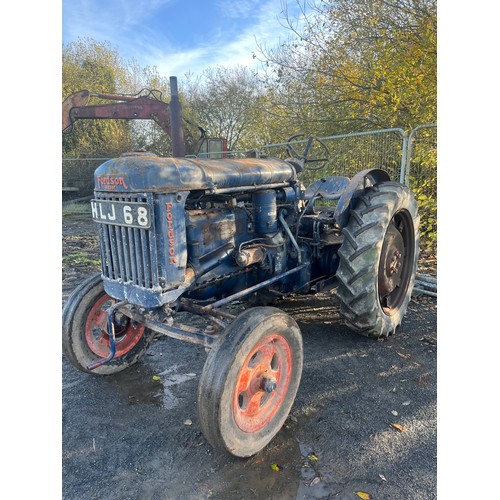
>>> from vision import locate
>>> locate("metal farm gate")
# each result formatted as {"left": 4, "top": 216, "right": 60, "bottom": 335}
{"left": 405, "top": 124, "right": 437, "bottom": 251}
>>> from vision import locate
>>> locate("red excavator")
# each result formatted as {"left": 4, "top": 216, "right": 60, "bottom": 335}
{"left": 62, "top": 78, "right": 227, "bottom": 158}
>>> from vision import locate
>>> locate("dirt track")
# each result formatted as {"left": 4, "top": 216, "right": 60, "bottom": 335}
{"left": 62, "top": 212, "right": 437, "bottom": 500}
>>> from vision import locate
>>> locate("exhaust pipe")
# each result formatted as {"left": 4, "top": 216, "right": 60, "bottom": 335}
{"left": 169, "top": 76, "right": 186, "bottom": 158}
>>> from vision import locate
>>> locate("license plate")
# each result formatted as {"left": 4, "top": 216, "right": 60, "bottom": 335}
{"left": 91, "top": 199, "right": 152, "bottom": 229}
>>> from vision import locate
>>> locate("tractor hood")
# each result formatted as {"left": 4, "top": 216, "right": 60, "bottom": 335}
{"left": 94, "top": 151, "right": 296, "bottom": 193}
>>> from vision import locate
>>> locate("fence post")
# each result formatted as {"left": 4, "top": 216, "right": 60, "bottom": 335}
{"left": 405, "top": 124, "right": 437, "bottom": 186}
{"left": 400, "top": 131, "right": 409, "bottom": 185}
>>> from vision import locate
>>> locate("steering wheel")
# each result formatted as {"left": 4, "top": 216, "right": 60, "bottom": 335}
{"left": 286, "top": 134, "right": 329, "bottom": 171}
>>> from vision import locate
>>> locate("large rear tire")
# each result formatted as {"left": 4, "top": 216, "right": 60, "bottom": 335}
{"left": 336, "top": 182, "right": 420, "bottom": 338}
{"left": 197, "top": 307, "right": 303, "bottom": 457}
{"left": 62, "top": 273, "right": 155, "bottom": 375}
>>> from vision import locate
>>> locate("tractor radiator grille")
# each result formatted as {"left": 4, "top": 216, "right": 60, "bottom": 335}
{"left": 94, "top": 192, "right": 160, "bottom": 289}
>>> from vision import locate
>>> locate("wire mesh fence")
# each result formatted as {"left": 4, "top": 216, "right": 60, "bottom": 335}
{"left": 62, "top": 158, "right": 111, "bottom": 201}
{"left": 405, "top": 124, "right": 437, "bottom": 255}
{"left": 259, "top": 128, "right": 407, "bottom": 188}
{"left": 62, "top": 125, "right": 437, "bottom": 256}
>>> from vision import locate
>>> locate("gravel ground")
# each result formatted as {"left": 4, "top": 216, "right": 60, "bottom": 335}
{"left": 62, "top": 212, "right": 437, "bottom": 500}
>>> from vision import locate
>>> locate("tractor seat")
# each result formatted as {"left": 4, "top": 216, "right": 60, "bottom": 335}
{"left": 304, "top": 176, "right": 350, "bottom": 202}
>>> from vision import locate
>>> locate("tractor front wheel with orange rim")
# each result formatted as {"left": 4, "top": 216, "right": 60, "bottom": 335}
{"left": 197, "top": 307, "right": 303, "bottom": 457}
{"left": 62, "top": 273, "right": 155, "bottom": 375}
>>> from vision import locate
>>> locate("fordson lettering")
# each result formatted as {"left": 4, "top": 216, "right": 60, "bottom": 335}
{"left": 166, "top": 202, "right": 177, "bottom": 264}
{"left": 96, "top": 176, "right": 129, "bottom": 190}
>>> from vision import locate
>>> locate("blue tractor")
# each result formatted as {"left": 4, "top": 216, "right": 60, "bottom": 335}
{"left": 62, "top": 77, "right": 420, "bottom": 457}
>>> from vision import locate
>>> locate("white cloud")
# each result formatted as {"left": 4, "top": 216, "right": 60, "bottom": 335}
{"left": 215, "top": 0, "right": 261, "bottom": 19}
{"left": 63, "top": 0, "right": 308, "bottom": 78}
{"left": 63, "top": 0, "right": 175, "bottom": 50}
{"left": 151, "top": 0, "right": 305, "bottom": 77}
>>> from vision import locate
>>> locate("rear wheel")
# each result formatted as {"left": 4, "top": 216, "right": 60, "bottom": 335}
{"left": 336, "top": 182, "right": 420, "bottom": 338}
{"left": 197, "top": 307, "right": 303, "bottom": 457}
{"left": 62, "top": 273, "right": 154, "bottom": 375}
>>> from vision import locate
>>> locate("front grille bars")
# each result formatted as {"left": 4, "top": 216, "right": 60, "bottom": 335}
{"left": 94, "top": 192, "right": 160, "bottom": 290}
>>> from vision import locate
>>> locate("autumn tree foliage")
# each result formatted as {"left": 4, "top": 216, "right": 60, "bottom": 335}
{"left": 62, "top": 38, "right": 134, "bottom": 158}
{"left": 63, "top": 38, "right": 177, "bottom": 157}
{"left": 254, "top": 0, "right": 437, "bottom": 251}
{"left": 182, "top": 66, "right": 263, "bottom": 151}
{"left": 256, "top": 0, "right": 437, "bottom": 135}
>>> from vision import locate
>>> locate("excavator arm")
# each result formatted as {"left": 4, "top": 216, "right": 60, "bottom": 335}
{"left": 62, "top": 77, "right": 227, "bottom": 158}
{"left": 62, "top": 90, "right": 172, "bottom": 136}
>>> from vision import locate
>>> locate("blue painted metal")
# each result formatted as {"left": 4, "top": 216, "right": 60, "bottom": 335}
{"left": 333, "top": 168, "right": 391, "bottom": 228}
{"left": 119, "top": 307, "right": 216, "bottom": 347}
{"left": 89, "top": 144, "right": 394, "bottom": 325}
{"left": 278, "top": 211, "right": 301, "bottom": 264}
{"left": 277, "top": 186, "right": 296, "bottom": 204}
{"left": 204, "top": 264, "right": 308, "bottom": 310}
{"left": 304, "top": 176, "right": 350, "bottom": 201}
{"left": 186, "top": 208, "right": 248, "bottom": 266}
{"left": 252, "top": 190, "right": 278, "bottom": 233}
{"left": 100, "top": 192, "right": 189, "bottom": 307}
{"left": 94, "top": 152, "right": 297, "bottom": 194}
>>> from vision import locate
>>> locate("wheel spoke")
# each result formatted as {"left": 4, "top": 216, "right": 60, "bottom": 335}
{"left": 245, "top": 391, "right": 265, "bottom": 418}
{"left": 259, "top": 342, "right": 276, "bottom": 369}
{"left": 236, "top": 365, "right": 255, "bottom": 394}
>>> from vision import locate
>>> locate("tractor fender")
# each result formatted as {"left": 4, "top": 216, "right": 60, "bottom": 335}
{"left": 334, "top": 168, "right": 391, "bottom": 228}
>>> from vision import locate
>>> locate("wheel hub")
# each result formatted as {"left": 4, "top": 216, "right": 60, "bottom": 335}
{"left": 85, "top": 295, "right": 145, "bottom": 358}
{"left": 261, "top": 376, "right": 277, "bottom": 393}
{"left": 376, "top": 209, "right": 415, "bottom": 315}
{"left": 379, "top": 224, "right": 405, "bottom": 297}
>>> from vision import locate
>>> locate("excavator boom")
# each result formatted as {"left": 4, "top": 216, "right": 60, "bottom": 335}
{"left": 62, "top": 91, "right": 171, "bottom": 136}
{"left": 62, "top": 76, "right": 226, "bottom": 158}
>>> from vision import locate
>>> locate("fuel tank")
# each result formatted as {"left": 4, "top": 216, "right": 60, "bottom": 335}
{"left": 93, "top": 151, "right": 296, "bottom": 193}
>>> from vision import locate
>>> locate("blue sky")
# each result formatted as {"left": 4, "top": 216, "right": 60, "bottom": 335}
{"left": 62, "top": 0, "right": 307, "bottom": 78}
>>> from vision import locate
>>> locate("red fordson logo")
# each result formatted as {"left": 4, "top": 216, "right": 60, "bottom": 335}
{"left": 96, "top": 176, "right": 129, "bottom": 190}
{"left": 166, "top": 202, "right": 177, "bottom": 265}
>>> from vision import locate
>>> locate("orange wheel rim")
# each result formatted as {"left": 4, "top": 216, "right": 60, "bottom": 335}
{"left": 232, "top": 334, "right": 292, "bottom": 433}
{"left": 85, "top": 295, "right": 145, "bottom": 358}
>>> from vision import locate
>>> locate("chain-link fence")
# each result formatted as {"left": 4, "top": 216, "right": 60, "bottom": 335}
{"left": 62, "top": 158, "right": 111, "bottom": 201}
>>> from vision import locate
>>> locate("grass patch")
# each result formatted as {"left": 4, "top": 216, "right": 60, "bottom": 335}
{"left": 63, "top": 202, "right": 91, "bottom": 216}
{"left": 62, "top": 252, "right": 100, "bottom": 267}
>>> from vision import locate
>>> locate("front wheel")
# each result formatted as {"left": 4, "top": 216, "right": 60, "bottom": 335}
{"left": 336, "top": 182, "right": 420, "bottom": 338}
{"left": 62, "top": 273, "right": 155, "bottom": 375}
{"left": 197, "top": 307, "right": 303, "bottom": 457}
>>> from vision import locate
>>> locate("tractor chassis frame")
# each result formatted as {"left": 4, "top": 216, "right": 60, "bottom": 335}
{"left": 93, "top": 263, "right": 309, "bottom": 369}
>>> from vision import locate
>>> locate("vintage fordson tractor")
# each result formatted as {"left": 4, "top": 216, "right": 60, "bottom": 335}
{"left": 62, "top": 77, "right": 420, "bottom": 457}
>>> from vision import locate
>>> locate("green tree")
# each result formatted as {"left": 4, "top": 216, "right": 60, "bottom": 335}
{"left": 257, "top": 0, "right": 437, "bottom": 134}
{"left": 124, "top": 61, "right": 174, "bottom": 155}
{"left": 183, "top": 66, "right": 262, "bottom": 151}
{"left": 62, "top": 38, "right": 133, "bottom": 157}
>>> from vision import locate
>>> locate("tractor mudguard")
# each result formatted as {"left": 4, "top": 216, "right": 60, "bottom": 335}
{"left": 333, "top": 168, "right": 391, "bottom": 228}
